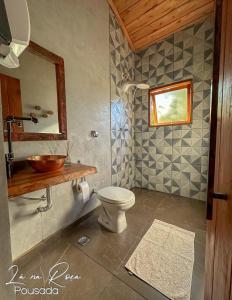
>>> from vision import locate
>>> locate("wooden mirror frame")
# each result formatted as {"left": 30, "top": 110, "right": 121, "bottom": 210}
{"left": 2, "top": 41, "right": 67, "bottom": 141}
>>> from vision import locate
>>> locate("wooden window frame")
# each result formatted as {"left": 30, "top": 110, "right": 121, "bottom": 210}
{"left": 149, "top": 80, "right": 193, "bottom": 127}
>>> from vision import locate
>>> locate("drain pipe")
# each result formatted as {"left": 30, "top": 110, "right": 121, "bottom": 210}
{"left": 36, "top": 186, "right": 52, "bottom": 213}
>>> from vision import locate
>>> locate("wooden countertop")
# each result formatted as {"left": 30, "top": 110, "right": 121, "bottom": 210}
{"left": 8, "top": 163, "right": 97, "bottom": 198}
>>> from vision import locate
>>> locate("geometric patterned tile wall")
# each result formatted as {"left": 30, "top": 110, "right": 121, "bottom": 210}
{"left": 134, "top": 17, "right": 214, "bottom": 201}
{"left": 110, "top": 9, "right": 135, "bottom": 188}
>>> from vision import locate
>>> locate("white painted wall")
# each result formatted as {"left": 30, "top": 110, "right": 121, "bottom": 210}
{"left": 7, "top": 0, "right": 111, "bottom": 260}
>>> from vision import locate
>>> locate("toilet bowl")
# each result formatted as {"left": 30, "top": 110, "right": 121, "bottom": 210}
{"left": 97, "top": 186, "right": 135, "bottom": 233}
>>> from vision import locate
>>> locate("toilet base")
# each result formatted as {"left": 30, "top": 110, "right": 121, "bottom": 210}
{"left": 98, "top": 206, "right": 127, "bottom": 233}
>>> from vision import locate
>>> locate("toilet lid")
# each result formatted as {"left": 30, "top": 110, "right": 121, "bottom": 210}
{"left": 97, "top": 186, "right": 135, "bottom": 204}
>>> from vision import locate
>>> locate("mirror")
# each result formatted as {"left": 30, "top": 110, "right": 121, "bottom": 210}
{"left": 0, "top": 41, "right": 67, "bottom": 141}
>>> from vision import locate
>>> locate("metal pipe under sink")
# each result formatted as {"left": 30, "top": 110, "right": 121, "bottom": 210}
{"left": 36, "top": 186, "right": 52, "bottom": 213}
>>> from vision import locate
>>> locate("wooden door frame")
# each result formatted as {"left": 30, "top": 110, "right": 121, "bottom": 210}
{"left": 205, "top": 0, "right": 226, "bottom": 298}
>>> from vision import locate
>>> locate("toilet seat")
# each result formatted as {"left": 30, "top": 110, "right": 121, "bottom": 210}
{"left": 97, "top": 186, "right": 135, "bottom": 205}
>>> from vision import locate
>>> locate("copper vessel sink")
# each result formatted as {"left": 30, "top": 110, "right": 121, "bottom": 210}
{"left": 27, "top": 155, "right": 66, "bottom": 172}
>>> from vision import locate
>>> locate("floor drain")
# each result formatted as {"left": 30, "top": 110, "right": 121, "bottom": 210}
{"left": 77, "top": 236, "right": 90, "bottom": 246}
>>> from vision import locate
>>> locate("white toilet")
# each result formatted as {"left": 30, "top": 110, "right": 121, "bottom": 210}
{"left": 97, "top": 186, "right": 135, "bottom": 233}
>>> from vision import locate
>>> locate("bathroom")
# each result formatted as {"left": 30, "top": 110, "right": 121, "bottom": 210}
{"left": 1, "top": 0, "right": 231, "bottom": 299}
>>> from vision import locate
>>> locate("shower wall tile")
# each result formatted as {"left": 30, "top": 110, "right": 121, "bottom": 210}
{"left": 134, "top": 17, "right": 214, "bottom": 201}
{"left": 110, "top": 9, "right": 135, "bottom": 189}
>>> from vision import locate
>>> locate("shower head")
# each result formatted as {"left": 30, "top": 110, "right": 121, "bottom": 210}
{"left": 136, "top": 83, "right": 150, "bottom": 90}
{"left": 122, "top": 81, "right": 150, "bottom": 92}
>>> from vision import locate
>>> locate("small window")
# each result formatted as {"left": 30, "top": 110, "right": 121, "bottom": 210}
{"left": 149, "top": 80, "right": 192, "bottom": 127}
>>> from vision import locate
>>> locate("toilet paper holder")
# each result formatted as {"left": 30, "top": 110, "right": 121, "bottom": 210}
{"left": 73, "top": 177, "right": 96, "bottom": 197}
{"left": 73, "top": 176, "right": 86, "bottom": 185}
{"left": 80, "top": 176, "right": 86, "bottom": 182}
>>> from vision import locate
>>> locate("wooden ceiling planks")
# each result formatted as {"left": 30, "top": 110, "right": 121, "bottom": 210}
{"left": 127, "top": 0, "right": 194, "bottom": 34}
{"left": 113, "top": 0, "right": 141, "bottom": 13}
{"left": 121, "top": 0, "right": 166, "bottom": 25}
{"left": 108, "top": 0, "right": 215, "bottom": 51}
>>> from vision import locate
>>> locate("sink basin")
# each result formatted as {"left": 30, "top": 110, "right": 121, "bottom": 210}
{"left": 27, "top": 155, "right": 66, "bottom": 172}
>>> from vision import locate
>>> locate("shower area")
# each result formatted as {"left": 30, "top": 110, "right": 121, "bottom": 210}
{"left": 110, "top": 9, "right": 214, "bottom": 201}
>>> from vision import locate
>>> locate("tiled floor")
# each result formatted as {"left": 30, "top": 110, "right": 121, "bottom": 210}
{"left": 15, "top": 188, "right": 206, "bottom": 300}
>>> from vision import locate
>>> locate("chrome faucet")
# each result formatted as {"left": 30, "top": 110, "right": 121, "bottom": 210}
{"left": 5, "top": 115, "right": 38, "bottom": 178}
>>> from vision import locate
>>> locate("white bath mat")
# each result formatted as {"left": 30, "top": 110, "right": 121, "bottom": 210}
{"left": 125, "top": 220, "right": 195, "bottom": 300}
